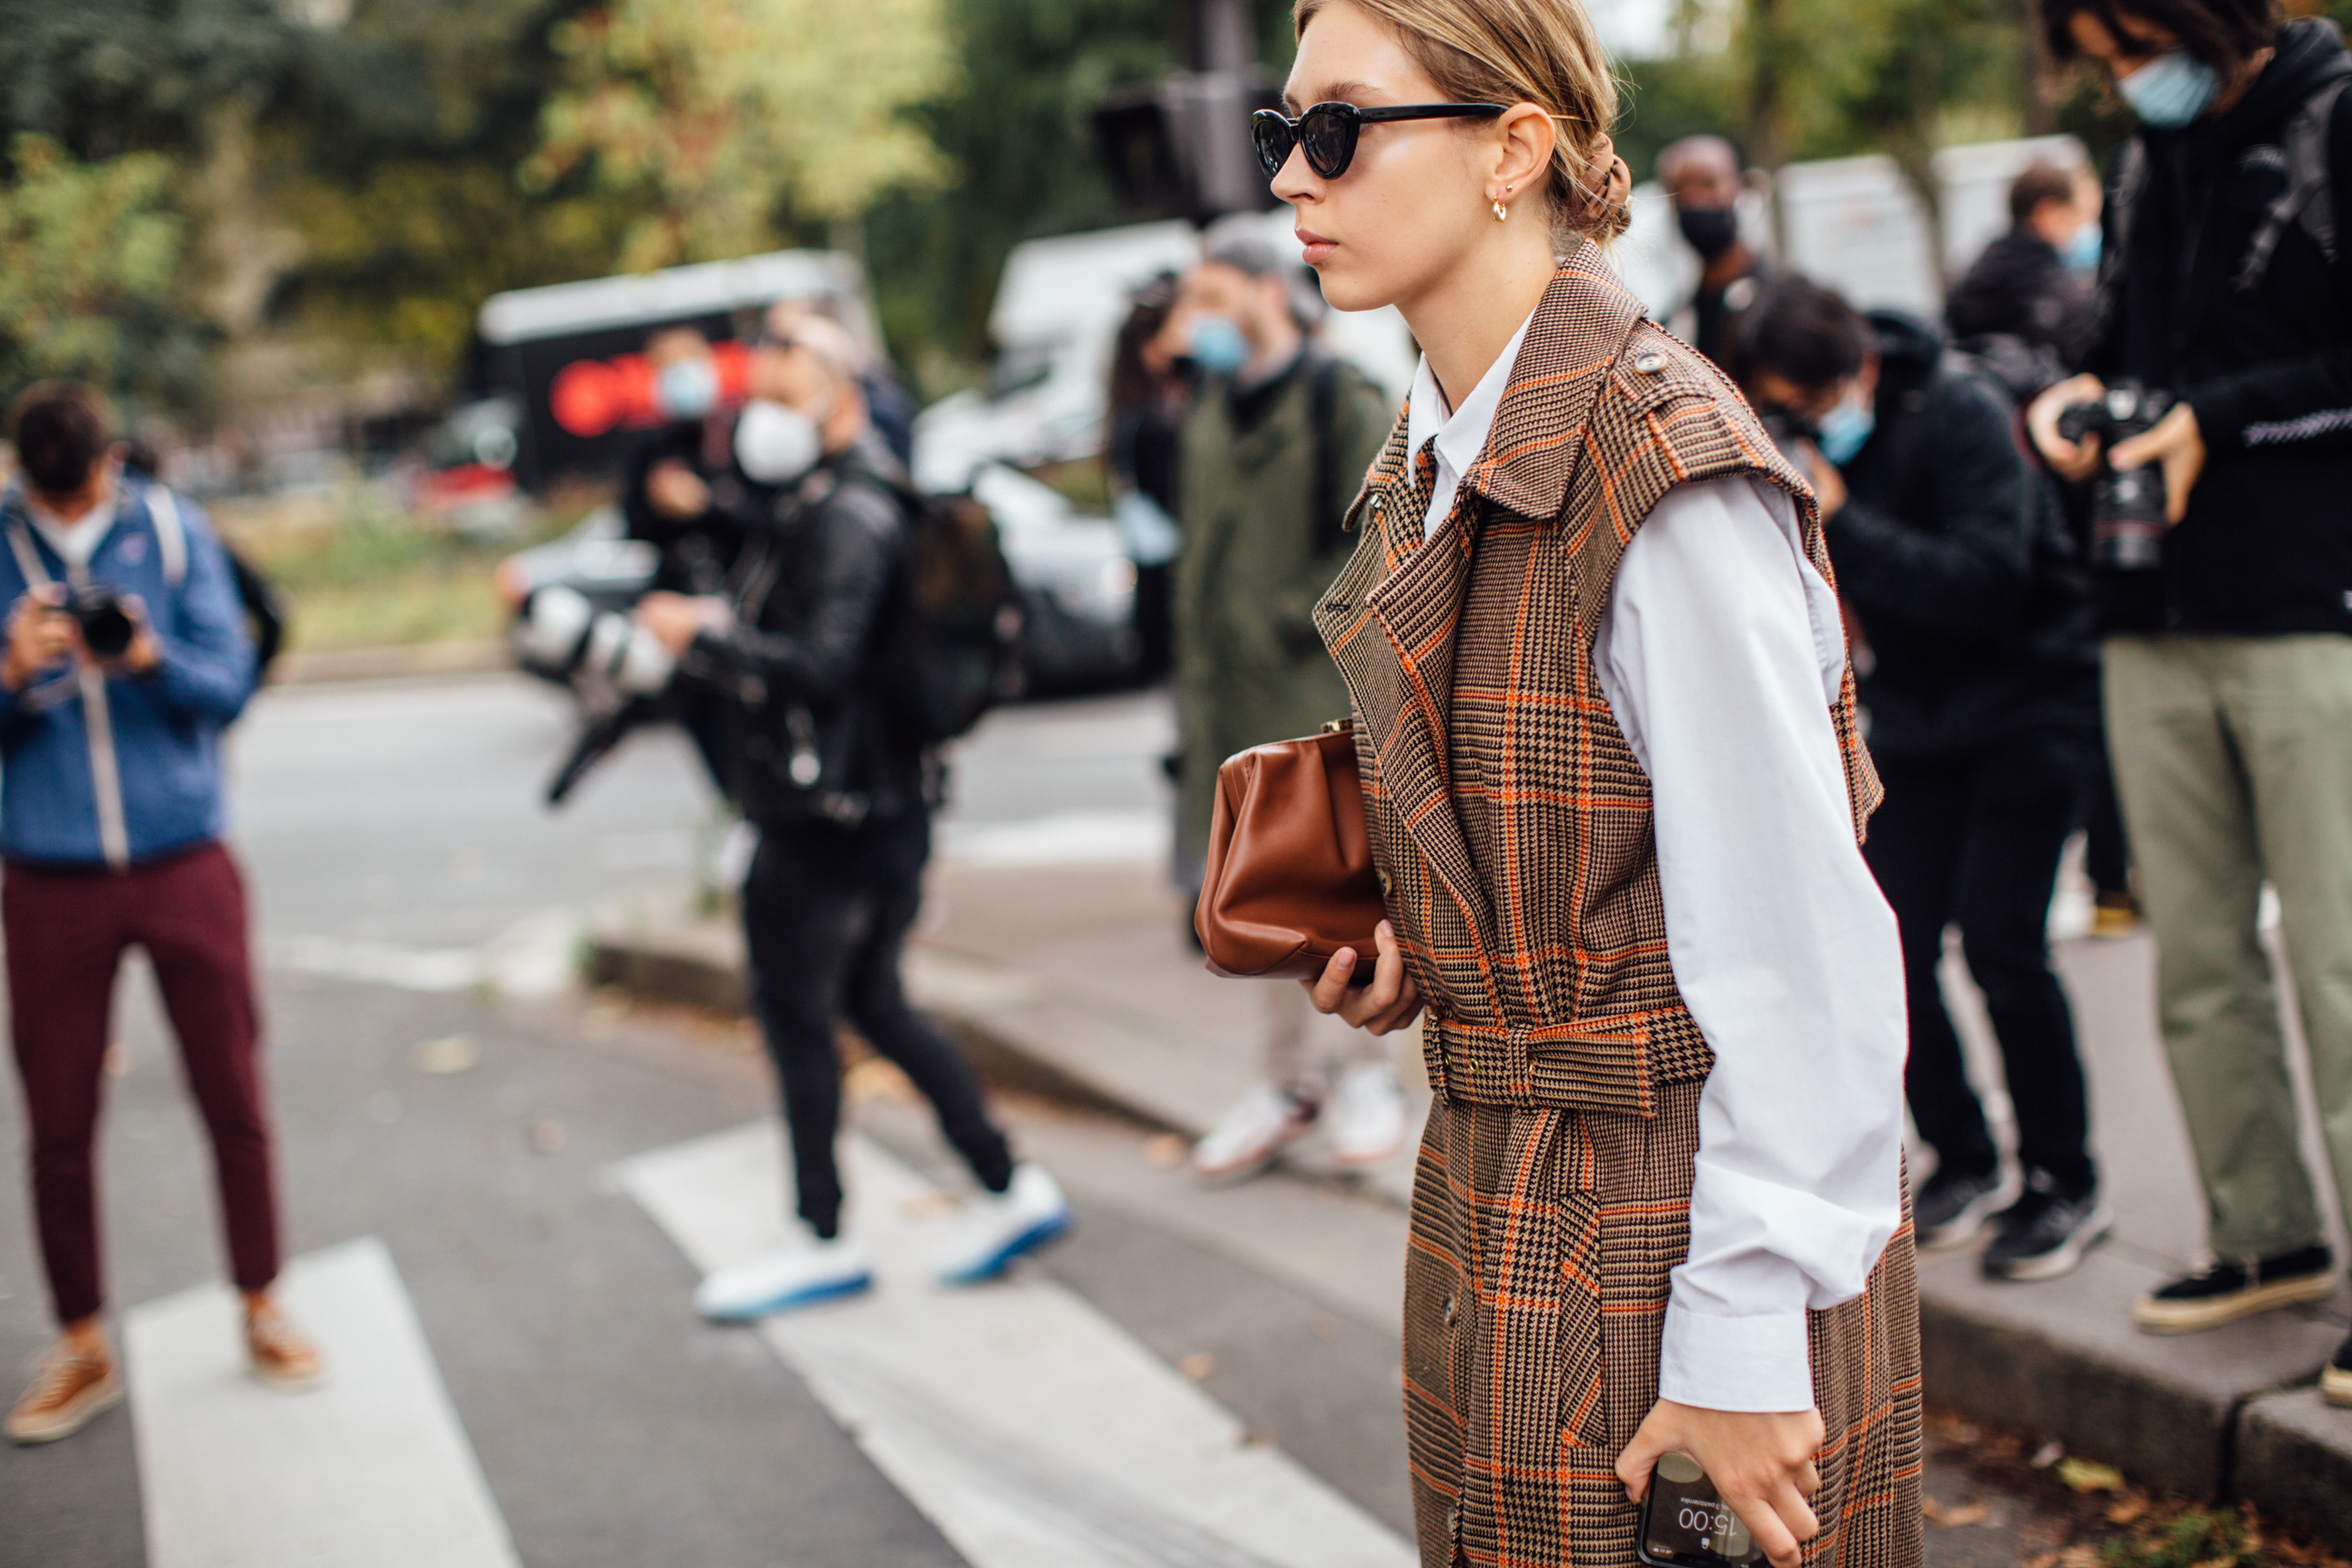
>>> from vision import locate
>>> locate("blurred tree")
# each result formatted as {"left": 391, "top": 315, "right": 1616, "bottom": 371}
{"left": 524, "top": 0, "right": 952, "bottom": 272}
{"left": 0, "top": 134, "right": 204, "bottom": 408}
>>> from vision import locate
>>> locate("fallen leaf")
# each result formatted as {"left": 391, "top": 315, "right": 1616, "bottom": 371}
{"left": 2106, "top": 1496, "right": 2151, "bottom": 1525}
{"left": 844, "top": 1057, "right": 915, "bottom": 1102}
{"left": 2055, "top": 1457, "right": 2124, "bottom": 1493}
{"left": 898, "top": 1190, "right": 959, "bottom": 1219}
{"left": 416, "top": 1034, "right": 479, "bottom": 1075}
{"left": 1239, "top": 1429, "right": 1274, "bottom": 1448}
{"left": 2058, "top": 1546, "right": 2102, "bottom": 1568}
{"left": 1923, "top": 1500, "right": 1990, "bottom": 1528}
{"left": 1178, "top": 1352, "right": 1216, "bottom": 1380}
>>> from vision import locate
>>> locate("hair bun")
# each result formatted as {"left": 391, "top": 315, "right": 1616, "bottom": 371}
{"left": 1565, "top": 133, "right": 1632, "bottom": 236}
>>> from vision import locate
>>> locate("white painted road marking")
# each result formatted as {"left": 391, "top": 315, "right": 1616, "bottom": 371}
{"left": 620, "top": 1122, "right": 1416, "bottom": 1568}
{"left": 125, "top": 1235, "right": 523, "bottom": 1568}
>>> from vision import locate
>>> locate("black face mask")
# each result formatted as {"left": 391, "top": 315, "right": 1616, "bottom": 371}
{"left": 1677, "top": 205, "right": 1740, "bottom": 260}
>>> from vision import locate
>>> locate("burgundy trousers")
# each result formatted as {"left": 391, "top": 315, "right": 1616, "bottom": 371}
{"left": 5, "top": 841, "right": 280, "bottom": 1324}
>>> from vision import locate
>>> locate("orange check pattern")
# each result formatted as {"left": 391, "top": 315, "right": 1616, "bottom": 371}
{"left": 1313, "top": 250, "right": 1921, "bottom": 1568}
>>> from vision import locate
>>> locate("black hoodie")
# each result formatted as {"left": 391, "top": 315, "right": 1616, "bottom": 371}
{"left": 1829, "top": 311, "right": 2101, "bottom": 758}
{"left": 2084, "top": 17, "right": 2352, "bottom": 636}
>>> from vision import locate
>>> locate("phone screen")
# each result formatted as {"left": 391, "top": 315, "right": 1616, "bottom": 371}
{"left": 1635, "top": 1453, "right": 1763, "bottom": 1568}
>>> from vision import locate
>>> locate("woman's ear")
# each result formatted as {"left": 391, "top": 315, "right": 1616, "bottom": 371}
{"left": 1489, "top": 102, "right": 1558, "bottom": 203}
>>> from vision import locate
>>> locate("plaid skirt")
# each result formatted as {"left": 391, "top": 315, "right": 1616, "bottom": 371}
{"left": 1402, "top": 1084, "right": 1923, "bottom": 1568}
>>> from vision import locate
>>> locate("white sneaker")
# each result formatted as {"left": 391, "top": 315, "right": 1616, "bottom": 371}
{"left": 1191, "top": 1084, "right": 1318, "bottom": 1181}
{"left": 1328, "top": 1064, "right": 1407, "bottom": 1166}
{"left": 936, "top": 1164, "right": 1072, "bottom": 1285}
{"left": 693, "top": 1227, "right": 873, "bottom": 1321}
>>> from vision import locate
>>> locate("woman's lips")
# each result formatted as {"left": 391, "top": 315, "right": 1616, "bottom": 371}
{"left": 1296, "top": 228, "right": 1338, "bottom": 265}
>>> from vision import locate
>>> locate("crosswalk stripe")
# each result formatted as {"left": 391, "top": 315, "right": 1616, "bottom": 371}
{"left": 619, "top": 1123, "right": 1417, "bottom": 1568}
{"left": 124, "top": 1235, "right": 523, "bottom": 1568}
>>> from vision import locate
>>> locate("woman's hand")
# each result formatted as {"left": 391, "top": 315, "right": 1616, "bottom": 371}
{"left": 2108, "top": 401, "right": 2206, "bottom": 524}
{"left": 1303, "top": 918, "right": 1423, "bottom": 1034}
{"left": 1619, "top": 1400, "right": 1826, "bottom": 1568}
{"left": 2026, "top": 374, "right": 2109, "bottom": 482}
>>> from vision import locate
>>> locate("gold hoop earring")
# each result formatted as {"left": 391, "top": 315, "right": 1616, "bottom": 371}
{"left": 1493, "top": 198, "right": 1509, "bottom": 223}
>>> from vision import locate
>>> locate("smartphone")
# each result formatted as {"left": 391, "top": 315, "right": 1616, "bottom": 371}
{"left": 1635, "top": 1452, "right": 1765, "bottom": 1568}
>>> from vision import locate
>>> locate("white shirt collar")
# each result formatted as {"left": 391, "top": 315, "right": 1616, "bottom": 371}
{"left": 22, "top": 483, "right": 118, "bottom": 573}
{"left": 1404, "top": 306, "right": 1538, "bottom": 537}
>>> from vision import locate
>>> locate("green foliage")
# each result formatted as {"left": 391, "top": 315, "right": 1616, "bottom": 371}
{"left": 0, "top": 133, "right": 204, "bottom": 407}
{"left": 2098, "top": 1506, "right": 2260, "bottom": 1568}
{"left": 526, "top": 0, "right": 954, "bottom": 271}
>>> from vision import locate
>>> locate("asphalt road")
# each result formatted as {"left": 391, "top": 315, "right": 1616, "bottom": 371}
{"left": 0, "top": 675, "right": 2057, "bottom": 1567}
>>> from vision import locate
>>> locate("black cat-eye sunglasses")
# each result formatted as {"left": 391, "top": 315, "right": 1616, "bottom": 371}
{"left": 1250, "top": 101, "right": 1508, "bottom": 179}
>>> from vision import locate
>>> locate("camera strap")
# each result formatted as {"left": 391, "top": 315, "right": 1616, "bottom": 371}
{"left": 3, "top": 508, "right": 131, "bottom": 868}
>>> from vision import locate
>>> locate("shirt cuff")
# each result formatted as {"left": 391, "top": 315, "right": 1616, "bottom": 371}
{"left": 1657, "top": 1302, "right": 1815, "bottom": 1413}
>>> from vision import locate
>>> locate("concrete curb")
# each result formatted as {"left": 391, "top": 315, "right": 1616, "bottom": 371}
{"left": 585, "top": 916, "right": 2352, "bottom": 1553}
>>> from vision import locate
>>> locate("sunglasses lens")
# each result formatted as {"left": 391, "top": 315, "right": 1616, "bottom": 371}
{"left": 1297, "top": 106, "right": 1355, "bottom": 178}
{"left": 1250, "top": 112, "right": 1294, "bottom": 178}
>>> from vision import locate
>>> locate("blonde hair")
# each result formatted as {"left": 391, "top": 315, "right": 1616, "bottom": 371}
{"left": 1292, "top": 0, "right": 1629, "bottom": 247}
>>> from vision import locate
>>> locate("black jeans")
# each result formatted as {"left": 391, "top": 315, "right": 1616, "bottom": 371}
{"left": 740, "top": 812, "right": 1013, "bottom": 1238}
{"left": 1867, "top": 727, "right": 2099, "bottom": 1193}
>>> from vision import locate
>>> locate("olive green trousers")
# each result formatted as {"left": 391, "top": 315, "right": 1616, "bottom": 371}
{"left": 2105, "top": 633, "right": 2352, "bottom": 1260}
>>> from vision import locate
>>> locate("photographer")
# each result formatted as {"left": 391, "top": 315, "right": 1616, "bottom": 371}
{"left": 632, "top": 320, "right": 1069, "bottom": 1319}
{"left": 1, "top": 382, "right": 321, "bottom": 1446}
{"left": 2028, "top": 3, "right": 2352, "bottom": 1378}
{"left": 1733, "top": 279, "right": 2109, "bottom": 1282}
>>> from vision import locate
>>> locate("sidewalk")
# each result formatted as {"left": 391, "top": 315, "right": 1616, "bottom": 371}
{"left": 587, "top": 856, "right": 2352, "bottom": 1553}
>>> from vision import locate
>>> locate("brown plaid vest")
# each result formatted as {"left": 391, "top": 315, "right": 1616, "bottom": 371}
{"left": 1313, "top": 251, "right": 1882, "bottom": 1116}
{"left": 1315, "top": 250, "right": 1921, "bottom": 1568}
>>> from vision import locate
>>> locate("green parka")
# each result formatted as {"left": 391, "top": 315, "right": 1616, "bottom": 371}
{"left": 1174, "top": 348, "right": 1392, "bottom": 861}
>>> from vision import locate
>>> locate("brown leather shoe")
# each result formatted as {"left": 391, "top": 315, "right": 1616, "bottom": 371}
{"left": 6, "top": 1339, "right": 124, "bottom": 1444}
{"left": 247, "top": 1304, "right": 328, "bottom": 1390}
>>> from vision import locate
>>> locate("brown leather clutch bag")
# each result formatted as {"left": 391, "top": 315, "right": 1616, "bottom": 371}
{"left": 1194, "top": 721, "right": 1385, "bottom": 983}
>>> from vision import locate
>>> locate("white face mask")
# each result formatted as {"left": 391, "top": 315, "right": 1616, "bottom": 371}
{"left": 734, "top": 398, "right": 824, "bottom": 484}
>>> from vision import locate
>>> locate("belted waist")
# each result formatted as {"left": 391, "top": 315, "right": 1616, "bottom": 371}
{"left": 1424, "top": 1012, "right": 1713, "bottom": 1119}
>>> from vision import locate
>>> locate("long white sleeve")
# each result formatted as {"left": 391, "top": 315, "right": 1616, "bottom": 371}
{"left": 1592, "top": 476, "right": 1908, "bottom": 1414}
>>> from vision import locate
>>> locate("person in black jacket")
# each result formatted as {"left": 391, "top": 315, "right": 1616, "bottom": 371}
{"left": 1732, "top": 277, "right": 2110, "bottom": 1281}
{"left": 1946, "top": 159, "right": 2104, "bottom": 356}
{"left": 634, "top": 318, "right": 1070, "bottom": 1320}
{"left": 2029, "top": 3, "right": 2352, "bottom": 1382}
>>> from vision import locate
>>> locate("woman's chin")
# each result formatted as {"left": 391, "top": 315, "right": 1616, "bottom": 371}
{"left": 1310, "top": 262, "right": 1397, "bottom": 316}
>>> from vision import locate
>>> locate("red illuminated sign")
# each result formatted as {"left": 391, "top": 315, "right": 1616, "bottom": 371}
{"left": 548, "top": 340, "right": 753, "bottom": 437}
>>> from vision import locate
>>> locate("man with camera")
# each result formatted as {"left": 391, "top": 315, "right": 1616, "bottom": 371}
{"left": 1731, "top": 278, "right": 2111, "bottom": 1282}
{"left": 0, "top": 382, "right": 321, "bottom": 1444}
{"left": 632, "top": 319, "right": 1069, "bottom": 1318}
{"left": 2028, "top": 3, "right": 2352, "bottom": 1389}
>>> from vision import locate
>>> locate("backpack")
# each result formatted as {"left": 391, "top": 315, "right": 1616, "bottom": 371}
{"left": 873, "top": 483, "right": 1026, "bottom": 747}
{"left": 2099, "top": 74, "right": 2349, "bottom": 314}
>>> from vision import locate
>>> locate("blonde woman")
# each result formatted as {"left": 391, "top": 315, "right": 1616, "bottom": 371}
{"left": 1264, "top": 0, "right": 1924, "bottom": 1563}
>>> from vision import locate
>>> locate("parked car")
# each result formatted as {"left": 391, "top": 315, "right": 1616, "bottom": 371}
{"left": 494, "top": 463, "right": 1140, "bottom": 700}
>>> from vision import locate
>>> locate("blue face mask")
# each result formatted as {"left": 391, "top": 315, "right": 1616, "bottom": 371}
{"left": 1816, "top": 387, "right": 1876, "bottom": 467}
{"left": 656, "top": 358, "right": 719, "bottom": 421}
{"left": 1186, "top": 314, "right": 1250, "bottom": 376}
{"left": 2118, "top": 51, "right": 2220, "bottom": 127}
{"left": 2061, "top": 221, "right": 2103, "bottom": 274}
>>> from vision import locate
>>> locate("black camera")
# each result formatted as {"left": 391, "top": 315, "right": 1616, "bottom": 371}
{"left": 66, "top": 584, "right": 136, "bottom": 659}
{"left": 2055, "top": 380, "right": 2174, "bottom": 572}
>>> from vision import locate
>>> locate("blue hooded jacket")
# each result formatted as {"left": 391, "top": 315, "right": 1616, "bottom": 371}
{"left": 0, "top": 475, "right": 255, "bottom": 868}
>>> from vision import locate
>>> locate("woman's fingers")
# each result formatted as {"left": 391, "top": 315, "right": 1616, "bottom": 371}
{"left": 1303, "top": 949, "right": 1360, "bottom": 1014}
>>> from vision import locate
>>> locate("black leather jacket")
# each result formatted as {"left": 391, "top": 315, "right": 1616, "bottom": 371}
{"left": 677, "top": 432, "right": 923, "bottom": 827}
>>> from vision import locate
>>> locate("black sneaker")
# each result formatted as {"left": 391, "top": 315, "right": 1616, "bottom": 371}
{"left": 1914, "top": 1165, "right": 2008, "bottom": 1252}
{"left": 2132, "top": 1244, "right": 2335, "bottom": 1334}
{"left": 1981, "top": 1172, "right": 2112, "bottom": 1281}
{"left": 2325, "top": 1333, "right": 2352, "bottom": 1408}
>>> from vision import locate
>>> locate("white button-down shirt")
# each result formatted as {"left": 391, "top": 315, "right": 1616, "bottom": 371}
{"left": 1405, "top": 322, "right": 1907, "bottom": 1413}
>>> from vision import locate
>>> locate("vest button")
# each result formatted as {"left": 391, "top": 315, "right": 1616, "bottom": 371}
{"left": 1443, "top": 1292, "right": 1458, "bottom": 1326}
{"left": 1632, "top": 350, "right": 1667, "bottom": 373}
{"left": 1377, "top": 868, "right": 1392, "bottom": 897}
